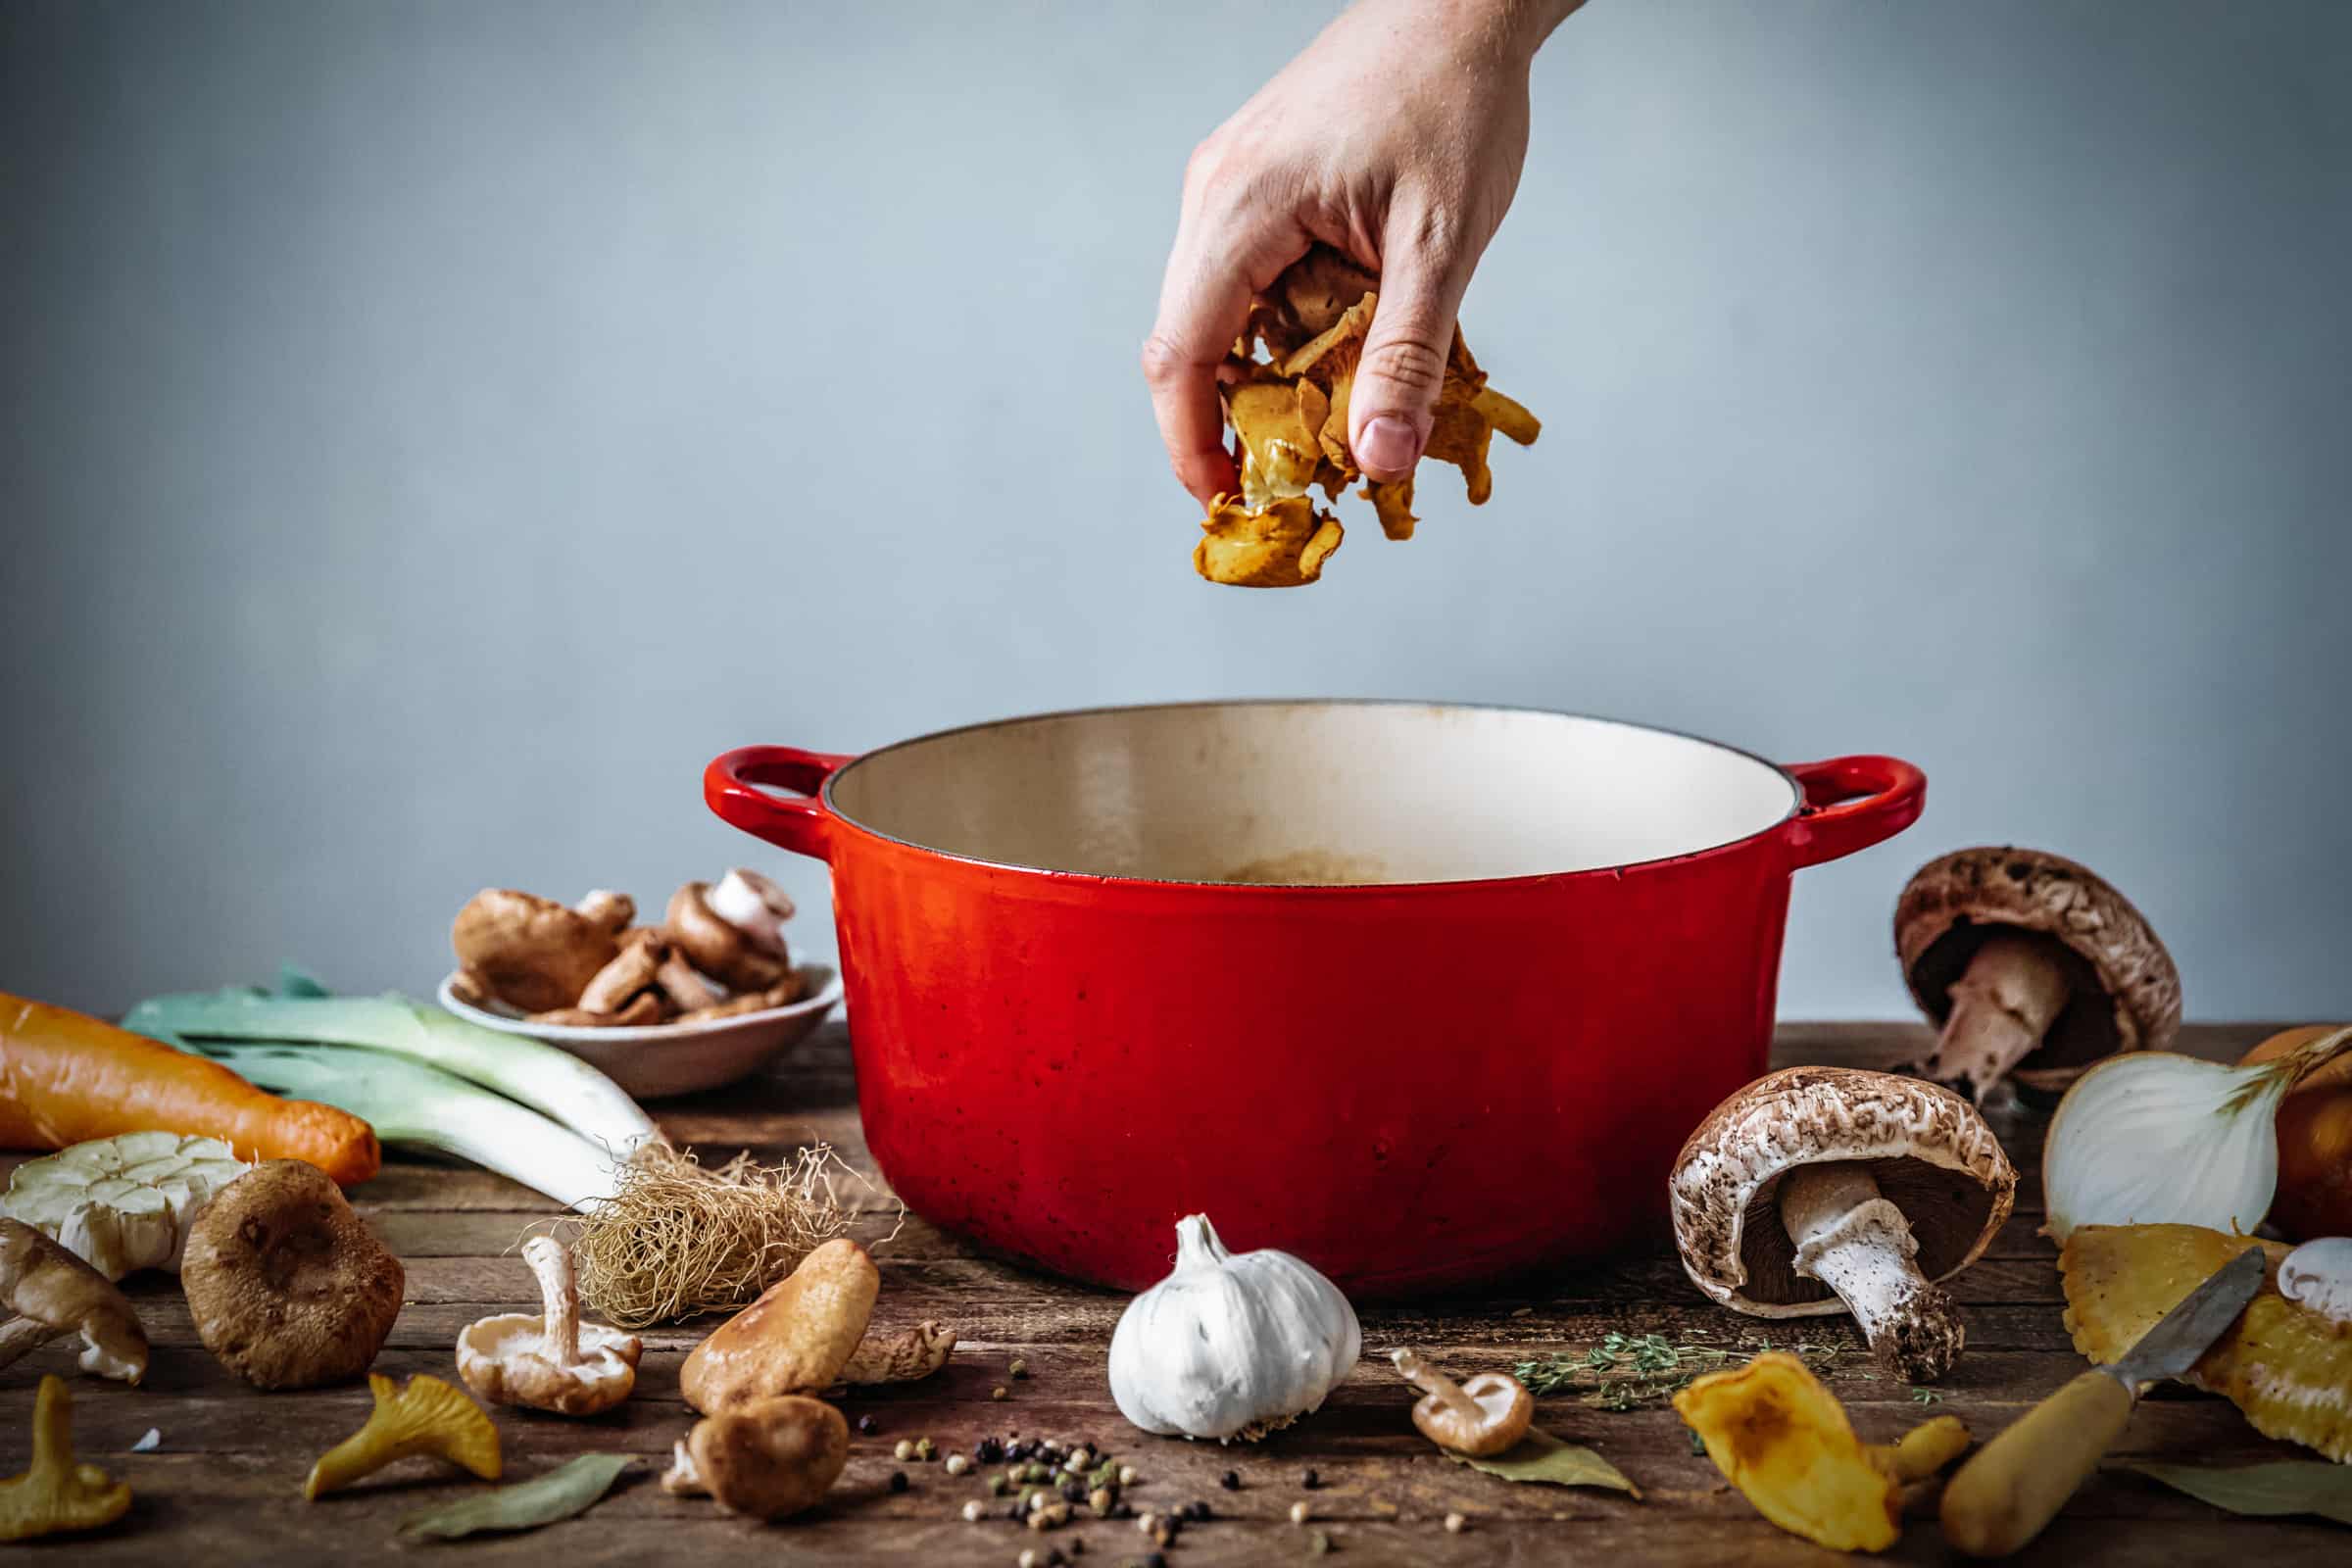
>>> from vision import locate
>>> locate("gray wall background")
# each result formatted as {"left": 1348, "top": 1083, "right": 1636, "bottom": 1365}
{"left": 5, "top": 0, "right": 2347, "bottom": 1019}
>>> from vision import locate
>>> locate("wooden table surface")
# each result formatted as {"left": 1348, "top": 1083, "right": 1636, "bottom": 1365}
{"left": 3, "top": 1020, "right": 2336, "bottom": 1566}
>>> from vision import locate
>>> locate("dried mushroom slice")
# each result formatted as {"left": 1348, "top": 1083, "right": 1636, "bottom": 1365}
{"left": 2060, "top": 1223, "right": 2352, "bottom": 1462}
{"left": 1226, "top": 376, "right": 1332, "bottom": 508}
{"left": 1194, "top": 495, "right": 1344, "bottom": 588}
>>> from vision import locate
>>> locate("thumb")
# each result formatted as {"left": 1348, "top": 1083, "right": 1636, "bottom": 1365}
{"left": 1349, "top": 207, "right": 1475, "bottom": 482}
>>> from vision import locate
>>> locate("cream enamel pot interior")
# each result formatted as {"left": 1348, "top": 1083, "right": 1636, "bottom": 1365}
{"left": 707, "top": 701, "right": 1925, "bottom": 1296}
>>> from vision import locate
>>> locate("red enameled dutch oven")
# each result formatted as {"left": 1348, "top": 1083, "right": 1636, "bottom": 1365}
{"left": 706, "top": 701, "right": 1923, "bottom": 1298}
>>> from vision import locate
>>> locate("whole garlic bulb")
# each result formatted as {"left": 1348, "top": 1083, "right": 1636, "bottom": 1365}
{"left": 1107, "top": 1213, "right": 1359, "bottom": 1443}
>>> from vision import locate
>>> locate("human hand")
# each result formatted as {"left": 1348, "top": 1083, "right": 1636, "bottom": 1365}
{"left": 1143, "top": 0, "right": 1579, "bottom": 508}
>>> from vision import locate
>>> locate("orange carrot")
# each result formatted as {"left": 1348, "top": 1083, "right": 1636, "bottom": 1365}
{"left": 0, "top": 993, "right": 380, "bottom": 1185}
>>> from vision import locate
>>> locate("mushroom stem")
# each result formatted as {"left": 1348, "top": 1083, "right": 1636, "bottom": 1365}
{"left": 1779, "top": 1162, "right": 1963, "bottom": 1383}
{"left": 521, "top": 1237, "right": 581, "bottom": 1367}
{"left": 1925, "top": 936, "right": 2071, "bottom": 1102}
{"left": 1391, "top": 1348, "right": 1482, "bottom": 1422}
{"left": 661, "top": 1439, "right": 707, "bottom": 1497}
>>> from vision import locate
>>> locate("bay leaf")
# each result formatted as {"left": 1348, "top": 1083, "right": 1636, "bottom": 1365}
{"left": 399, "top": 1453, "right": 634, "bottom": 1543}
{"left": 2122, "top": 1460, "right": 2352, "bottom": 1527}
{"left": 1444, "top": 1426, "right": 1641, "bottom": 1498}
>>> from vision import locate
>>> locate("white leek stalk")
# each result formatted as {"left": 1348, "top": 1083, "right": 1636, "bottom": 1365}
{"left": 123, "top": 991, "right": 657, "bottom": 1158}
{"left": 161, "top": 1038, "right": 621, "bottom": 1209}
{"left": 2042, "top": 1026, "right": 2352, "bottom": 1244}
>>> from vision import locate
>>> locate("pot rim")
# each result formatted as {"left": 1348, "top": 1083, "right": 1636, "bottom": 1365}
{"left": 817, "top": 697, "right": 1810, "bottom": 894}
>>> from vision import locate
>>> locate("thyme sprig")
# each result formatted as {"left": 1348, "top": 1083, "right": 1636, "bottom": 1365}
{"left": 1513, "top": 1329, "right": 1860, "bottom": 1411}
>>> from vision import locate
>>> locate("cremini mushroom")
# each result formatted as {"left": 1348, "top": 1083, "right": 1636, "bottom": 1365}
{"left": 452, "top": 888, "right": 634, "bottom": 1013}
{"left": 1674, "top": 1350, "right": 1971, "bottom": 1553}
{"left": 679, "top": 1239, "right": 878, "bottom": 1413}
{"left": 456, "top": 1236, "right": 642, "bottom": 1415}
{"left": 667, "top": 871, "right": 796, "bottom": 993}
{"left": 1670, "top": 1067, "right": 2017, "bottom": 1383}
{"left": 0, "top": 1220, "right": 148, "bottom": 1385}
{"left": 0, "top": 1375, "right": 132, "bottom": 1542}
{"left": 1390, "top": 1348, "right": 1531, "bottom": 1456}
{"left": 1895, "top": 847, "right": 2180, "bottom": 1102}
{"left": 661, "top": 1395, "right": 848, "bottom": 1520}
{"left": 180, "top": 1160, "right": 404, "bottom": 1389}
{"left": 304, "top": 1373, "right": 502, "bottom": 1499}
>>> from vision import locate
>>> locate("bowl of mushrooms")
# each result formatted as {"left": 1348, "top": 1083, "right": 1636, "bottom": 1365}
{"left": 438, "top": 869, "right": 841, "bottom": 1100}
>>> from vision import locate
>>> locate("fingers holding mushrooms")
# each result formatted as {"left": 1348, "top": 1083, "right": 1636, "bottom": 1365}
{"left": 1896, "top": 848, "right": 2180, "bottom": 1102}
{"left": 0, "top": 1219, "right": 149, "bottom": 1385}
{"left": 1670, "top": 1068, "right": 2016, "bottom": 1383}
{"left": 662, "top": 1395, "right": 848, "bottom": 1521}
{"left": 458, "top": 1237, "right": 642, "bottom": 1415}
{"left": 181, "top": 1160, "right": 404, "bottom": 1390}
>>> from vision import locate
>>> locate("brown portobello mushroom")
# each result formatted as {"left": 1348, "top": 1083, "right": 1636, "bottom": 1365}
{"left": 181, "top": 1160, "right": 404, "bottom": 1389}
{"left": 1895, "top": 847, "right": 2180, "bottom": 1102}
{"left": 1670, "top": 1067, "right": 2016, "bottom": 1383}
{"left": 451, "top": 888, "right": 634, "bottom": 1013}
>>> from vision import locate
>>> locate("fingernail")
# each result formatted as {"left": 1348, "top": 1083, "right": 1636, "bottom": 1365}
{"left": 1357, "top": 416, "right": 1423, "bottom": 474}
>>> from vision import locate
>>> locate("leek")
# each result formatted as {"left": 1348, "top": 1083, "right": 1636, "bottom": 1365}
{"left": 158, "top": 1035, "right": 619, "bottom": 1209}
{"left": 123, "top": 990, "right": 656, "bottom": 1159}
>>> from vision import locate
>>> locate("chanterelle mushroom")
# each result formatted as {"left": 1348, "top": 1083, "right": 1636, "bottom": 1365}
{"left": 457, "top": 1236, "right": 642, "bottom": 1414}
{"left": 452, "top": 888, "right": 634, "bottom": 1013}
{"left": 1391, "top": 1348, "right": 1531, "bottom": 1456}
{"left": 662, "top": 1395, "right": 848, "bottom": 1520}
{"left": 0, "top": 1220, "right": 148, "bottom": 1385}
{"left": 667, "top": 871, "right": 796, "bottom": 994}
{"left": 0, "top": 1375, "right": 132, "bottom": 1542}
{"left": 679, "top": 1239, "right": 878, "bottom": 1413}
{"left": 1670, "top": 1067, "right": 2016, "bottom": 1383}
{"left": 180, "top": 1160, "right": 405, "bottom": 1390}
{"left": 1896, "top": 847, "right": 2180, "bottom": 1102}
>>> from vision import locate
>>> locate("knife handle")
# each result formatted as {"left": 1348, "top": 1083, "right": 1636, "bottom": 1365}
{"left": 1940, "top": 1369, "right": 2134, "bottom": 1558}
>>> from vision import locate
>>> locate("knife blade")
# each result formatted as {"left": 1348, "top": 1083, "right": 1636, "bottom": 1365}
{"left": 1939, "top": 1245, "right": 2266, "bottom": 1558}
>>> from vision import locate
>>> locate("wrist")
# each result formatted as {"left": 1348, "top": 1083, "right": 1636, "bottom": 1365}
{"left": 1432, "top": 0, "right": 1584, "bottom": 64}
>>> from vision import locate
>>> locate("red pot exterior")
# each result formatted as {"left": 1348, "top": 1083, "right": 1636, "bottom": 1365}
{"left": 707, "top": 738, "right": 1923, "bottom": 1297}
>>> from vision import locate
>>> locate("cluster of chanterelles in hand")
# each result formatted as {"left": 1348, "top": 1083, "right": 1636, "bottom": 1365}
{"left": 1194, "top": 246, "right": 1542, "bottom": 588}
{"left": 450, "top": 869, "right": 803, "bottom": 1027}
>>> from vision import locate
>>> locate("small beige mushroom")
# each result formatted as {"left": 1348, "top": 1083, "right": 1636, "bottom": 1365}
{"left": 577, "top": 929, "right": 667, "bottom": 1014}
{"left": 1895, "top": 847, "right": 2180, "bottom": 1101}
{"left": 662, "top": 1395, "right": 847, "bottom": 1520}
{"left": 181, "top": 1161, "right": 404, "bottom": 1390}
{"left": 1391, "top": 1348, "right": 1531, "bottom": 1455}
{"left": 456, "top": 1237, "right": 642, "bottom": 1415}
{"left": 679, "top": 1239, "right": 877, "bottom": 1413}
{"left": 1669, "top": 1068, "right": 2016, "bottom": 1383}
{"left": 0, "top": 1221, "right": 148, "bottom": 1385}
{"left": 666, "top": 872, "right": 795, "bottom": 993}
{"left": 452, "top": 889, "right": 635, "bottom": 1013}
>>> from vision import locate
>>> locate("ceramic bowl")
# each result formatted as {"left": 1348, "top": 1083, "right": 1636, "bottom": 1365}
{"left": 435, "top": 964, "right": 842, "bottom": 1101}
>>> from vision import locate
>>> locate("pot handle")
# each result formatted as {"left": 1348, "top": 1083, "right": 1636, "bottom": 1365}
{"left": 1781, "top": 755, "right": 1927, "bottom": 868}
{"left": 705, "top": 746, "right": 855, "bottom": 862}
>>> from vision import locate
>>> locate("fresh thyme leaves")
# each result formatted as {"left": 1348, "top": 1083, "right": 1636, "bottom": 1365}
{"left": 1513, "top": 1330, "right": 1859, "bottom": 1412}
{"left": 1910, "top": 1387, "right": 1942, "bottom": 1405}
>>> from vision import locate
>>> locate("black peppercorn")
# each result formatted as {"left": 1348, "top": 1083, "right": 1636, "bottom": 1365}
{"left": 1220, "top": 1470, "right": 1241, "bottom": 1491}
{"left": 888, "top": 1470, "right": 908, "bottom": 1494}
{"left": 1301, "top": 1467, "right": 1320, "bottom": 1491}
{"left": 1145, "top": 1554, "right": 1168, "bottom": 1568}
{"left": 856, "top": 1414, "right": 876, "bottom": 1435}
{"left": 977, "top": 1437, "right": 1004, "bottom": 1463}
